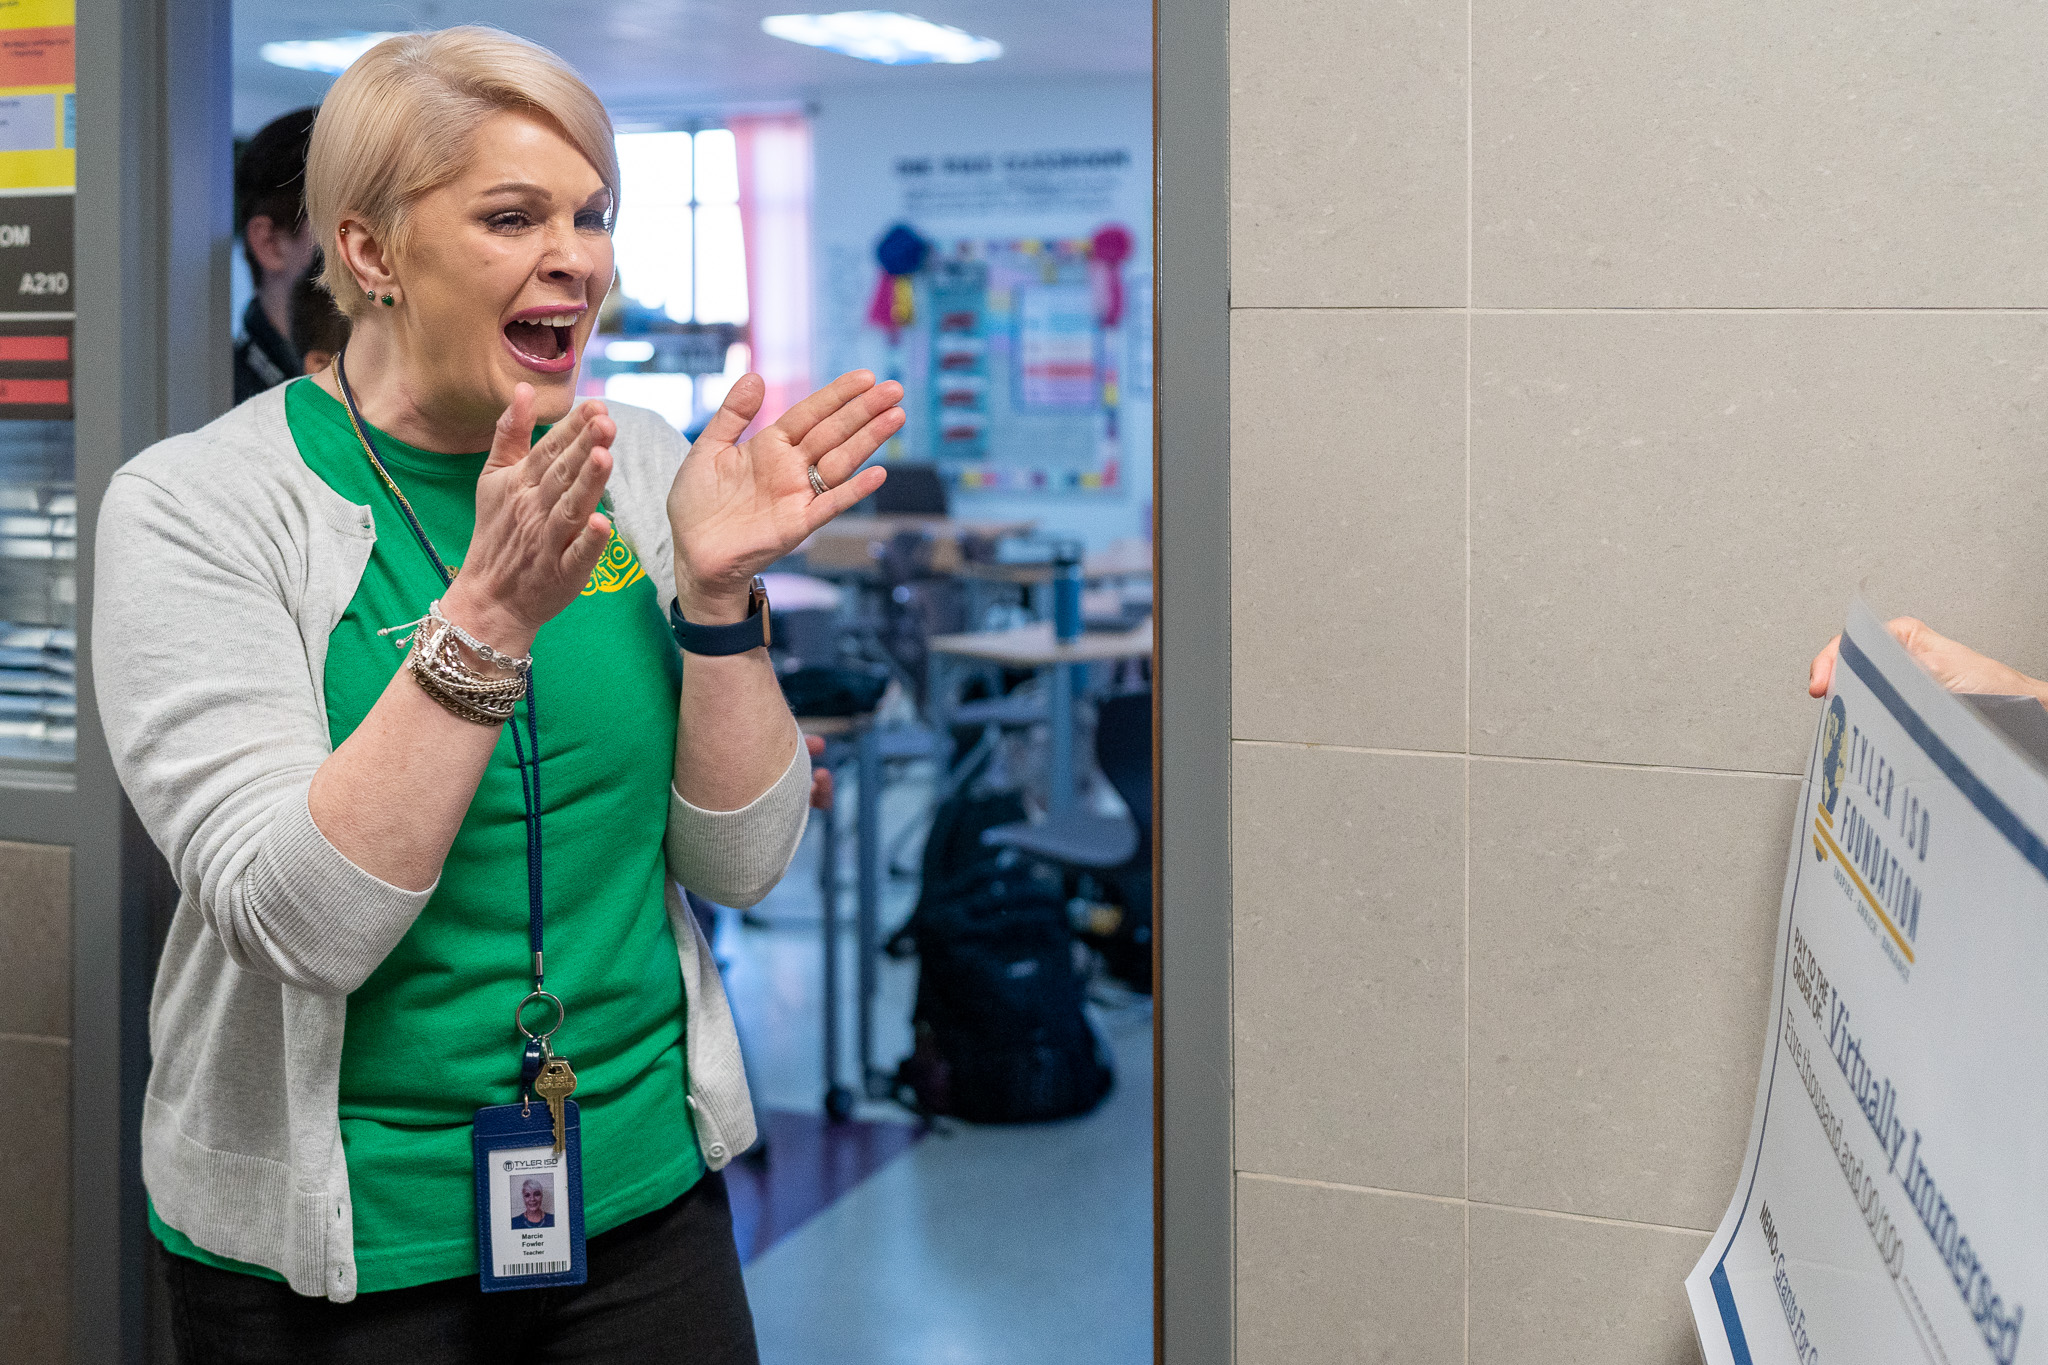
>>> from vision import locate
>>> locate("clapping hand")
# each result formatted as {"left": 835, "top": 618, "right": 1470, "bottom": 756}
{"left": 441, "top": 383, "right": 617, "bottom": 652}
{"left": 667, "top": 370, "right": 904, "bottom": 621}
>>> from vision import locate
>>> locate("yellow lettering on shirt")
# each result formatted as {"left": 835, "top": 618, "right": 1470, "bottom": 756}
{"left": 583, "top": 528, "right": 646, "bottom": 596}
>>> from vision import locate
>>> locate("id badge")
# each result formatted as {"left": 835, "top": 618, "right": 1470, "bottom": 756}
{"left": 473, "top": 1100, "right": 588, "bottom": 1291}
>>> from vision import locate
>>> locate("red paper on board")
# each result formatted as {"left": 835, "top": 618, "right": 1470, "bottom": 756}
{"left": 0, "top": 377, "right": 68, "bottom": 404}
{"left": 0, "top": 334, "right": 66, "bottom": 362}
{"left": 0, "top": 27, "right": 74, "bottom": 87}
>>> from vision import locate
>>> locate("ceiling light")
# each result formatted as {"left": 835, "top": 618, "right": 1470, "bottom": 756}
{"left": 605, "top": 339, "right": 656, "bottom": 363}
{"left": 761, "top": 11, "right": 1001, "bottom": 65}
{"left": 259, "top": 32, "right": 402, "bottom": 75}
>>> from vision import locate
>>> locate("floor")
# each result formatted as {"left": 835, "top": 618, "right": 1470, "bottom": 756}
{"left": 725, "top": 1109, "right": 926, "bottom": 1265}
{"left": 713, "top": 758, "right": 1154, "bottom": 1365}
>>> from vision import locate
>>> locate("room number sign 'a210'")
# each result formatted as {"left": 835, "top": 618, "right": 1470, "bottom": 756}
{"left": 0, "top": 194, "right": 74, "bottom": 315}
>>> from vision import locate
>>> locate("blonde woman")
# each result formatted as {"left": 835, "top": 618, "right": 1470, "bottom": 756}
{"left": 93, "top": 28, "right": 897, "bottom": 1361}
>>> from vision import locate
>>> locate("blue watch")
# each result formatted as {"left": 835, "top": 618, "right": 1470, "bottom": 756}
{"left": 669, "top": 577, "right": 771, "bottom": 656}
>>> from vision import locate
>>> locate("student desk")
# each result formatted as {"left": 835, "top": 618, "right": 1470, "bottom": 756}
{"left": 947, "top": 540, "right": 1154, "bottom": 620}
{"left": 926, "top": 619, "right": 1154, "bottom": 814}
{"left": 798, "top": 515, "right": 1038, "bottom": 577}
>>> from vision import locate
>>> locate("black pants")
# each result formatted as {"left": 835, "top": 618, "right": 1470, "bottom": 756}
{"left": 162, "top": 1171, "right": 759, "bottom": 1365}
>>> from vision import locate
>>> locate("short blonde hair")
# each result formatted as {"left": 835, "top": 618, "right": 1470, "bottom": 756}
{"left": 307, "top": 26, "right": 618, "bottom": 318}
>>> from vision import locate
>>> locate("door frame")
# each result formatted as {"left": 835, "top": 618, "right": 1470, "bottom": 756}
{"left": 73, "top": 0, "right": 234, "bottom": 1359}
{"left": 1154, "top": 0, "right": 1232, "bottom": 1360}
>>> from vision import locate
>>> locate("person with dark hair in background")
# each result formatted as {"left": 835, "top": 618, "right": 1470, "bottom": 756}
{"left": 288, "top": 269, "right": 350, "bottom": 376}
{"left": 233, "top": 107, "right": 319, "bottom": 402}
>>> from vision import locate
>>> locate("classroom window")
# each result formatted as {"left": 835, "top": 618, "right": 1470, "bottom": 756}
{"left": 612, "top": 127, "right": 749, "bottom": 327}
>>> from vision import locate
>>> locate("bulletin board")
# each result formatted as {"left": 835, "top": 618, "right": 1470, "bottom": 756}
{"left": 916, "top": 238, "right": 1128, "bottom": 493}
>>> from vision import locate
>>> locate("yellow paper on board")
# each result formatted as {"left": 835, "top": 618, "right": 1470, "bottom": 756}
{"left": 0, "top": 146, "right": 70, "bottom": 189}
{"left": 0, "top": 0, "right": 73, "bottom": 31}
{"left": 0, "top": 0, "right": 73, "bottom": 190}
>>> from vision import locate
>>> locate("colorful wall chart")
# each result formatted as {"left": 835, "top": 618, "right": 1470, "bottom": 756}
{"left": 0, "top": 0, "right": 73, "bottom": 191}
{"left": 0, "top": 0, "right": 71, "bottom": 419}
{"left": 911, "top": 236, "right": 1126, "bottom": 493}
{"left": 927, "top": 259, "right": 988, "bottom": 463}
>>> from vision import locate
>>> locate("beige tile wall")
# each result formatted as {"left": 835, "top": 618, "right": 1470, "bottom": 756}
{"left": 1228, "top": 0, "right": 2048, "bottom": 1358}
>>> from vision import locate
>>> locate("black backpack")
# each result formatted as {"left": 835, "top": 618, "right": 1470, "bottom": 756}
{"left": 890, "top": 854, "right": 1114, "bottom": 1124}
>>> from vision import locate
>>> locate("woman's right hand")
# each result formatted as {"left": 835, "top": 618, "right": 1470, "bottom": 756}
{"left": 439, "top": 384, "right": 616, "bottom": 653}
{"left": 1808, "top": 616, "right": 2046, "bottom": 700}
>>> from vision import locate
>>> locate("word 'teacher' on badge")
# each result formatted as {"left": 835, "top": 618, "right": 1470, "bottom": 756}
{"left": 1687, "top": 597, "right": 2048, "bottom": 1365}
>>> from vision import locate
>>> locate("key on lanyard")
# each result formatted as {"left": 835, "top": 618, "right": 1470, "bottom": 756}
{"left": 533, "top": 1050, "right": 579, "bottom": 1156}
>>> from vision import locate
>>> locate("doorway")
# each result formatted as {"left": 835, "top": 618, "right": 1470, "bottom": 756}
{"left": 61, "top": 0, "right": 1236, "bottom": 1359}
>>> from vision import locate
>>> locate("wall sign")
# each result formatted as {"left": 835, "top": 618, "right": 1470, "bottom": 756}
{"left": 0, "top": 190, "right": 69, "bottom": 417}
{"left": 893, "top": 148, "right": 1131, "bottom": 219}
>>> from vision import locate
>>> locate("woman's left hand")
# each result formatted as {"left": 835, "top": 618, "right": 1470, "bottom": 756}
{"left": 668, "top": 369, "right": 902, "bottom": 620}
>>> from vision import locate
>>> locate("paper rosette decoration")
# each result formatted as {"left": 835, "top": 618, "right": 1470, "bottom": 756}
{"left": 867, "top": 224, "right": 931, "bottom": 343}
{"left": 1089, "top": 223, "right": 1134, "bottom": 328}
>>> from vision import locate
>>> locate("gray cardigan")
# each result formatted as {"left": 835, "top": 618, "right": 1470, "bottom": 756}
{"left": 91, "top": 383, "right": 809, "bottom": 1302}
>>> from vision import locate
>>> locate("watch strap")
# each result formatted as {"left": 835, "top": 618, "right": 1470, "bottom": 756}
{"left": 669, "top": 577, "right": 771, "bottom": 656}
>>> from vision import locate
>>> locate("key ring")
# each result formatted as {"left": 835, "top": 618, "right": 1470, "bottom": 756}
{"left": 515, "top": 989, "right": 566, "bottom": 1045}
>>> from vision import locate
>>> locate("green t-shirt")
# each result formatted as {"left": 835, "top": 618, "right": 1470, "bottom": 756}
{"left": 151, "top": 379, "right": 703, "bottom": 1290}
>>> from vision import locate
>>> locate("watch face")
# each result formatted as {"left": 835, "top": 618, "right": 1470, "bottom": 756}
{"left": 751, "top": 575, "right": 771, "bottom": 648}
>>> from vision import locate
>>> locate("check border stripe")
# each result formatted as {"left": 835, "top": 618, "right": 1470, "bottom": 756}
{"left": 1711, "top": 1264, "right": 1756, "bottom": 1365}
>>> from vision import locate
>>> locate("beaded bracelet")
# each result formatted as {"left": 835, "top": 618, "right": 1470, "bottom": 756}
{"left": 380, "top": 601, "right": 531, "bottom": 726}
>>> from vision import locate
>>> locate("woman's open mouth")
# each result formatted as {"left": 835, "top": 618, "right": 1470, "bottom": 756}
{"left": 502, "top": 309, "right": 583, "bottom": 373}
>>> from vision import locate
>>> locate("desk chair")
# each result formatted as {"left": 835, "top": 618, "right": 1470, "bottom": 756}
{"left": 981, "top": 689, "right": 1153, "bottom": 990}
{"left": 865, "top": 530, "right": 965, "bottom": 704}
{"left": 868, "top": 460, "right": 948, "bottom": 516}
{"left": 888, "top": 677, "right": 1049, "bottom": 879}
{"left": 981, "top": 689, "right": 1152, "bottom": 870}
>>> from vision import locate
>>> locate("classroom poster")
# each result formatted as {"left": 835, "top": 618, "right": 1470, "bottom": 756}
{"left": 1015, "top": 281, "right": 1096, "bottom": 410}
{"left": 0, "top": 0, "right": 73, "bottom": 418}
{"left": 0, "top": 0, "right": 73, "bottom": 191}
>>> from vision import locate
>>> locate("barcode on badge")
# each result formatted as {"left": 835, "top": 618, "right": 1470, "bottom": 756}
{"left": 500, "top": 1261, "right": 569, "bottom": 1277}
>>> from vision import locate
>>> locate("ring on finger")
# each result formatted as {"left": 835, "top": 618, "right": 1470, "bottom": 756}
{"left": 807, "top": 464, "right": 829, "bottom": 497}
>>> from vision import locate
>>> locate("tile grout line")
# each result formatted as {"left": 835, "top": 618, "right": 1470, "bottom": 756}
{"left": 1464, "top": 3, "right": 1475, "bottom": 1353}
{"left": 1238, "top": 1172, "right": 1714, "bottom": 1239}
{"left": 0, "top": 1031, "right": 68, "bottom": 1047}
{"left": 1231, "top": 737, "right": 1804, "bottom": 783}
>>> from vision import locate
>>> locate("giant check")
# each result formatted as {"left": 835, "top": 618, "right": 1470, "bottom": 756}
{"left": 1688, "top": 599, "right": 2048, "bottom": 1365}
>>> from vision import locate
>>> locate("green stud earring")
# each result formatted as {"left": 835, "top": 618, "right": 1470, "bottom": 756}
{"left": 381, "top": 294, "right": 395, "bottom": 307}
{"left": 364, "top": 288, "right": 374, "bottom": 300}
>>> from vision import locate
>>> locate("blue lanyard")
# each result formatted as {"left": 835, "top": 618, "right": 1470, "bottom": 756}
{"left": 331, "top": 355, "right": 551, "bottom": 1027}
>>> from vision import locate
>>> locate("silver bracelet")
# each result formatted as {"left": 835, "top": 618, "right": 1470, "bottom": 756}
{"left": 428, "top": 599, "right": 532, "bottom": 676}
{"left": 381, "top": 602, "right": 530, "bottom": 725}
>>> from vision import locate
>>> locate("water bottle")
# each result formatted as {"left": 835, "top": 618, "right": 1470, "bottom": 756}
{"left": 1052, "top": 540, "right": 1083, "bottom": 642}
